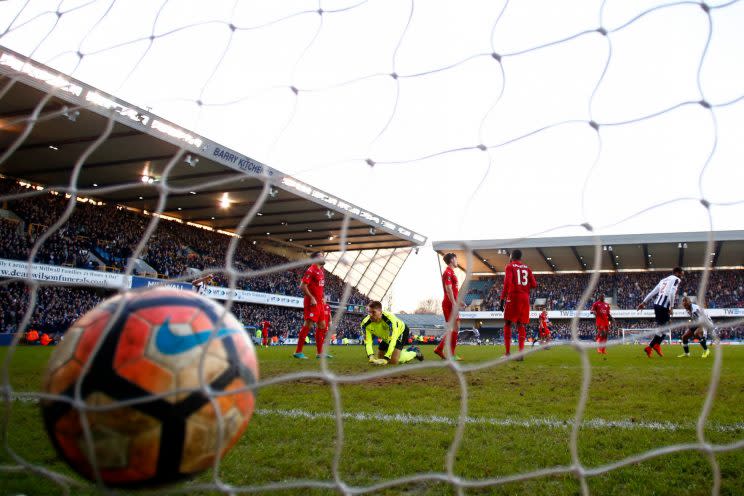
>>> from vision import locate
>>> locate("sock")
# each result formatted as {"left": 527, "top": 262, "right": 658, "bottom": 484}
{"left": 682, "top": 336, "right": 689, "bottom": 354}
{"left": 315, "top": 327, "right": 326, "bottom": 355}
{"left": 434, "top": 338, "right": 444, "bottom": 355}
{"left": 700, "top": 337, "right": 708, "bottom": 351}
{"left": 295, "top": 325, "right": 310, "bottom": 353}
{"left": 651, "top": 335, "right": 664, "bottom": 355}
{"left": 504, "top": 323, "right": 512, "bottom": 355}
{"left": 517, "top": 324, "right": 526, "bottom": 352}
{"left": 262, "top": 337, "right": 267, "bottom": 347}
{"left": 398, "top": 349, "right": 417, "bottom": 363}
{"left": 649, "top": 335, "right": 662, "bottom": 348}
{"left": 449, "top": 330, "right": 458, "bottom": 355}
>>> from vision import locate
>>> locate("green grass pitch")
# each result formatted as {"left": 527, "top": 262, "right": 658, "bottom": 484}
{"left": 1, "top": 343, "right": 743, "bottom": 495}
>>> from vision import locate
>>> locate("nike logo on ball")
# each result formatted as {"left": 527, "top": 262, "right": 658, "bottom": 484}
{"left": 155, "top": 318, "right": 238, "bottom": 355}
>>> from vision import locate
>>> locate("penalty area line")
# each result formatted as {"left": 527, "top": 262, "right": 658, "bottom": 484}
{"left": 254, "top": 408, "right": 744, "bottom": 433}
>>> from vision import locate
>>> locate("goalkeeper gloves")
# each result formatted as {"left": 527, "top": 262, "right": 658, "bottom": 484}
{"left": 368, "top": 356, "right": 388, "bottom": 366}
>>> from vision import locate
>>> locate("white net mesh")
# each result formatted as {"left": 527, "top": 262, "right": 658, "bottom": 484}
{"left": 1, "top": 0, "right": 744, "bottom": 494}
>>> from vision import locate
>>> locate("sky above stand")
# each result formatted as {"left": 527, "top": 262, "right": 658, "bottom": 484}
{"left": 1, "top": 0, "right": 743, "bottom": 311}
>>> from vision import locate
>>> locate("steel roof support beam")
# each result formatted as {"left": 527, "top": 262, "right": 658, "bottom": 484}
{"left": 473, "top": 249, "right": 498, "bottom": 274}
{"left": 344, "top": 250, "right": 376, "bottom": 285}
{"left": 607, "top": 248, "right": 619, "bottom": 271}
{"left": 379, "top": 249, "right": 413, "bottom": 301}
{"left": 712, "top": 240, "right": 723, "bottom": 268}
{"left": 368, "top": 249, "right": 398, "bottom": 299}
{"left": 570, "top": 246, "right": 587, "bottom": 271}
{"left": 536, "top": 247, "right": 557, "bottom": 272}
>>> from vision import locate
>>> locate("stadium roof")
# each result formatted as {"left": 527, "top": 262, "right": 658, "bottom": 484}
{"left": 434, "top": 231, "right": 744, "bottom": 274}
{"left": 0, "top": 46, "right": 426, "bottom": 254}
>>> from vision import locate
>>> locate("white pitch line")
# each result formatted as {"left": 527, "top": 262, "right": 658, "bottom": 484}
{"left": 8, "top": 394, "right": 743, "bottom": 433}
{"left": 254, "top": 408, "right": 744, "bottom": 433}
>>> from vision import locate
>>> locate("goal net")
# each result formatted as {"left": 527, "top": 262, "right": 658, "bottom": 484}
{"left": 1, "top": 0, "right": 743, "bottom": 495}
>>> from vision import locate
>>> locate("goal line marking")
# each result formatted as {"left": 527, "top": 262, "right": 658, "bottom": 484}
{"left": 254, "top": 407, "right": 744, "bottom": 433}
{"left": 9, "top": 394, "right": 741, "bottom": 432}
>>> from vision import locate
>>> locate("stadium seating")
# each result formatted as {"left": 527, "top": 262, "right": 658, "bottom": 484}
{"left": 479, "top": 270, "right": 744, "bottom": 310}
{"left": 0, "top": 179, "right": 368, "bottom": 305}
{"left": 0, "top": 282, "right": 362, "bottom": 339}
{"left": 1, "top": 178, "right": 743, "bottom": 340}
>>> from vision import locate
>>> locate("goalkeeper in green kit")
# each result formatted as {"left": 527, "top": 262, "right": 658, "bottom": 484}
{"left": 361, "top": 301, "right": 424, "bottom": 365}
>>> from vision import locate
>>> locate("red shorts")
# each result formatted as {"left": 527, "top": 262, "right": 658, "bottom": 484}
{"left": 442, "top": 300, "right": 460, "bottom": 325}
{"left": 596, "top": 324, "right": 609, "bottom": 335}
{"left": 539, "top": 328, "right": 551, "bottom": 338}
{"left": 304, "top": 303, "right": 327, "bottom": 323}
{"left": 504, "top": 295, "right": 530, "bottom": 324}
{"left": 262, "top": 330, "right": 268, "bottom": 337}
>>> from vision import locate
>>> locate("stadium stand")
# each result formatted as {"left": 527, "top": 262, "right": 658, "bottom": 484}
{"left": 398, "top": 313, "right": 446, "bottom": 330}
{"left": 0, "top": 178, "right": 369, "bottom": 305}
{"left": 0, "top": 283, "right": 104, "bottom": 335}
{"left": 478, "top": 270, "right": 744, "bottom": 311}
{"left": 0, "top": 283, "right": 362, "bottom": 339}
{"left": 3, "top": 185, "right": 743, "bottom": 340}
{"left": 4, "top": 281, "right": 742, "bottom": 342}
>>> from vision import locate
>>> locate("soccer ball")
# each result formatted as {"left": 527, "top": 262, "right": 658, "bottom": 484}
{"left": 40, "top": 287, "right": 258, "bottom": 486}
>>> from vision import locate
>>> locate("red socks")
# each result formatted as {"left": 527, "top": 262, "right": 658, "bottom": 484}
{"left": 518, "top": 324, "right": 526, "bottom": 352}
{"left": 504, "top": 323, "right": 512, "bottom": 355}
{"left": 434, "top": 330, "right": 458, "bottom": 357}
{"left": 449, "top": 330, "right": 458, "bottom": 355}
{"left": 295, "top": 325, "right": 310, "bottom": 353}
{"left": 315, "top": 327, "right": 327, "bottom": 355}
{"left": 596, "top": 336, "right": 607, "bottom": 354}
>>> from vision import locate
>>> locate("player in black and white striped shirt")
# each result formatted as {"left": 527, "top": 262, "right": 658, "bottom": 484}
{"left": 679, "top": 296, "right": 713, "bottom": 358}
{"left": 636, "top": 267, "right": 684, "bottom": 357}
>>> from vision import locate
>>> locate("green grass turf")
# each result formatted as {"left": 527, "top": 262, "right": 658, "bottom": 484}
{"left": 1, "top": 343, "right": 743, "bottom": 495}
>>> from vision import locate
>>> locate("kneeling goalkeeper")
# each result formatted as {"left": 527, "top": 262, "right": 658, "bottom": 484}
{"left": 362, "top": 301, "right": 423, "bottom": 365}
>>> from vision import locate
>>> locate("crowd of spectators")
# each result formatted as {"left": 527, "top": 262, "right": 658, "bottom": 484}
{"left": 0, "top": 179, "right": 368, "bottom": 305}
{"left": 476, "top": 270, "right": 744, "bottom": 311}
{"left": 232, "top": 303, "right": 363, "bottom": 340}
{"left": 493, "top": 319, "right": 744, "bottom": 341}
{"left": 0, "top": 283, "right": 105, "bottom": 334}
{"left": 0, "top": 282, "right": 365, "bottom": 340}
{"left": 1, "top": 280, "right": 742, "bottom": 343}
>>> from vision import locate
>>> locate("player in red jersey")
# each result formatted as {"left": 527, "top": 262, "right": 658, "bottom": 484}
{"left": 590, "top": 294, "right": 614, "bottom": 355}
{"left": 261, "top": 320, "right": 270, "bottom": 348}
{"left": 434, "top": 253, "right": 463, "bottom": 360}
{"left": 293, "top": 252, "right": 331, "bottom": 359}
{"left": 500, "top": 250, "right": 537, "bottom": 358}
{"left": 315, "top": 302, "right": 333, "bottom": 355}
{"left": 538, "top": 308, "right": 551, "bottom": 346}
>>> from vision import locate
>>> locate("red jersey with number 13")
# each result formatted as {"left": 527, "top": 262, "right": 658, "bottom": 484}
{"left": 501, "top": 260, "right": 536, "bottom": 299}
{"left": 302, "top": 264, "right": 325, "bottom": 305}
{"left": 442, "top": 266, "right": 459, "bottom": 304}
